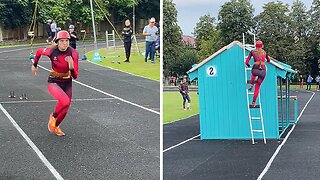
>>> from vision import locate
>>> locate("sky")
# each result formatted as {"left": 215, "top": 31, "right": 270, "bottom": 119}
{"left": 173, "top": 0, "right": 313, "bottom": 36}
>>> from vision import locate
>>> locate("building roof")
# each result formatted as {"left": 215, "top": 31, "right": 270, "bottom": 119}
{"left": 182, "top": 35, "right": 196, "bottom": 48}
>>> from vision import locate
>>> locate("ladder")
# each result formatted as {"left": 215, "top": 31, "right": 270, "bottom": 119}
{"left": 242, "top": 33, "right": 266, "bottom": 145}
{"left": 106, "top": 30, "right": 118, "bottom": 58}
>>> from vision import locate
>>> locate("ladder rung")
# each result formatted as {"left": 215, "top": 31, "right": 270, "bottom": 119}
{"left": 251, "top": 117, "right": 261, "bottom": 120}
{"left": 245, "top": 44, "right": 255, "bottom": 47}
{"left": 249, "top": 104, "right": 260, "bottom": 108}
{"left": 248, "top": 92, "right": 254, "bottom": 95}
{"left": 245, "top": 68, "right": 251, "bottom": 71}
{"left": 252, "top": 130, "right": 263, "bottom": 133}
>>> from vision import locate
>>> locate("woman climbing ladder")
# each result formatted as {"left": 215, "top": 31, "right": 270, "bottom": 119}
{"left": 245, "top": 40, "right": 270, "bottom": 107}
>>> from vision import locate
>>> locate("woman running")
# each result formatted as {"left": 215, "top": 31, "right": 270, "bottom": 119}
{"left": 31, "top": 30, "right": 79, "bottom": 136}
{"left": 245, "top": 40, "right": 270, "bottom": 107}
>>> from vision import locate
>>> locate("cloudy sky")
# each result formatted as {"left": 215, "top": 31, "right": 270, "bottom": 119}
{"left": 173, "top": 0, "right": 313, "bottom": 36}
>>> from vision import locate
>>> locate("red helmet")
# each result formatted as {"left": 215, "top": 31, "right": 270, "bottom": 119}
{"left": 55, "top": 30, "right": 70, "bottom": 43}
{"left": 256, "top": 40, "right": 263, "bottom": 48}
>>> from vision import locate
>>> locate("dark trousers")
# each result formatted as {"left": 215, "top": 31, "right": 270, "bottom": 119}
{"left": 124, "top": 41, "right": 131, "bottom": 61}
{"left": 306, "top": 82, "right": 311, "bottom": 90}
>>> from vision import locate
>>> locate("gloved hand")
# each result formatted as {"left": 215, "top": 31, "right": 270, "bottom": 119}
{"left": 246, "top": 63, "right": 250, "bottom": 68}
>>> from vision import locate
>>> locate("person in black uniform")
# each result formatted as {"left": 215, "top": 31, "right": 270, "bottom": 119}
{"left": 68, "top": 24, "right": 78, "bottom": 49}
{"left": 121, "top": 19, "right": 133, "bottom": 63}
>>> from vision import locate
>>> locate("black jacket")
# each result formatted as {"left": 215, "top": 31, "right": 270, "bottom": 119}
{"left": 69, "top": 32, "right": 78, "bottom": 45}
{"left": 121, "top": 26, "right": 133, "bottom": 43}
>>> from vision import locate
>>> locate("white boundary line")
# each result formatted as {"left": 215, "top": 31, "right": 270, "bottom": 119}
{"left": 163, "top": 114, "right": 199, "bottom": 125}
{"left": 37, "top": 64, "right": 160, "bottom": 115}
{"left": 0, "top": 104, "right": 64, "bottom": 180}
{"left": 257, "top": 91, "right": 315, "bottom": 180}
{"left": 163, "top": 134, "right": 200, "bottom": 153}
{"left": 0, "top": 97, "right": 115, "bottom": 104}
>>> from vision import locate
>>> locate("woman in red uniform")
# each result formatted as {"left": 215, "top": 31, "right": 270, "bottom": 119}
{"left": 31, "top": 30, "right": 79, "bottom": 136}
{"left": 245, "top": 40, "right": 270, "bottom": 107}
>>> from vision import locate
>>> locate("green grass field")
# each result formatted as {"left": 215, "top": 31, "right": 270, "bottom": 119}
{"left": 85, "top": 43, "right": 160, "bottom": 81}
{"left": 163, "top": 91, "right": 199, "bottom": 124}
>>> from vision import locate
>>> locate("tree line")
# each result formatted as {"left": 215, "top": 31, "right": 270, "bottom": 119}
{"left": 0, "top": 0, "right": 159, "bottom": 30}
{"left": 164, "top": 0, "right": 320, "bottom": 80}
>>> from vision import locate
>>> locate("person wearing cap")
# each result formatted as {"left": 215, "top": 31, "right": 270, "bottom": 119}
{"left": 121, "top": 19, "right": 133, "bottom": 63}
{"left": 178, "top": 75, "right": 191, "bottom": 110}
{"left": 68, "top": 24, "right": 78, "bottom": 49}
{"left": 31, "top": 30, "right": 79, "bottom": 136}
{"left": 143, "top": 17, "right": 158, "bottom": 63}
{"left": 245, "top": 40, "right": 270, "bottom": 107}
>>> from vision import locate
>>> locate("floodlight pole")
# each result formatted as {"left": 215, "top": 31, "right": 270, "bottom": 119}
{"left": 133, "top": 1, "right": 136, "bottom": 35}
{"left": 90, "top": 0, "right": 97, "bottom": 50}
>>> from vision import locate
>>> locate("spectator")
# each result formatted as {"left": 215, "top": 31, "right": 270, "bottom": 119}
{"left": 299, "top": 74, "right": 304, "bottom": 89}
{"left": 46, "top": 19, "right": 52, "bottom": 43}
{"left": 306, "top": 74, "right": 313, "bottom": 90}
{"left": 68, "top": 24, "right": 78, "bottom": 49}
{"left": 316, "top": 75, "right": 320, "bottom": 91}
{"left": 50, "top": 20, "right": 57, "bottom": 40}
{"left": 121, "top": 19, "right": 133, "bottom": 63}
{"left": 178, "top": 75, "right": 191, "bottom": 110}
{"left": 143, "top": 17, "right": 158, "bottom": 63}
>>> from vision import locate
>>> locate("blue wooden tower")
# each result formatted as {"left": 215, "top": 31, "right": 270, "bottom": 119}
{"left": 187, "top": 41, "right": 297, "bottom": 140}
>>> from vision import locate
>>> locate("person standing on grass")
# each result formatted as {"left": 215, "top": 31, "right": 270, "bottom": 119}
{"left": 299, "top": 74, "right": 304, "bottom": 89}
{"left": 178, "top": 75, "right": 191, "bottom": 110}
{"left": 31, "top": 30, "right": 78, "bottom": 136}
{"left": 143, "top": 17, "right": 158, "bottom": 63}
{"left": 51, "top": 20, "right": 57, "bottom": 39}
{"left": 46, "top": 19, "right": 52, "bottom": 43}
{"left": 121, "top": 19, "right": 133, "bottom": 63}
{"left": 68, "top": 24, "right": 78, "bottom": 49}
{"left": 306, "top": 74, "right": 313, "bottom": 90}
{"left": 316, "top": 75, "right": 320, "bottom": 91}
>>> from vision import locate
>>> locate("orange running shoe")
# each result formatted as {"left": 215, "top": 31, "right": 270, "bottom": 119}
{"left": 48, "top": 113, "right": 56, "bottom": 133}
{"left": 54, "top": 126, "right": 65, "bottom": 136}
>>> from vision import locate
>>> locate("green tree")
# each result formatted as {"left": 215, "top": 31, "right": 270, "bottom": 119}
{"left": 196, "top": 30, "right": 222, "bottom": 60}
{"left": 163, "top": 0, "right": 184, "bottom": 78}
{"left": 193, "top": 14, "right": 216, "bottom": 48}
{"left": 0, "top": 0, "right": 33, "bottom": 29}
{"left": 170, "top": 47, "right": 199, "bottom": 76}
{"left": 306, "top": 0, "right": 320, "bottom": 75}
{"left": 217, "top": 0, "right": 254, "bottom": 45}
{"left": 287, "top": 0, "right": 309, "bottom": 73}
{"left": 193, "top": 14, "right": 222, "bottom": 60}
{"left": 255, "top": 2, "right": 291, "bottom": 63}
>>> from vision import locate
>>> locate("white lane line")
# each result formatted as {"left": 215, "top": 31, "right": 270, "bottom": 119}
{"left": 0, "top": 97, "right": 115, "bottom": 104}
{"left": 37, "top": 64, "right": 160, "bottom": 115}
{"left": 0, "top": 47, "right": 35, "bottom": 54}
{"left": 0, "top": 104, "right": 64, "bottom": 180}
{"left": 257, "top": 91, "right": 315, "bottom": 180}
{"left": 163, "top": 114, "right": 199, "bottom": 125}
{"left": 163, "top": 134, "right": 200, "bottom": 153}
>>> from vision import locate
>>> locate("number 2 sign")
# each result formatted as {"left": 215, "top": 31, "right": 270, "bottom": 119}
{"left": 206, "top": 66, "right": 217, "bottom": 77}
